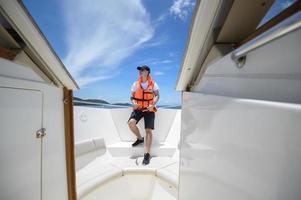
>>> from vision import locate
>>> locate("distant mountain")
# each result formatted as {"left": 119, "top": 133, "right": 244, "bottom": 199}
{"left": 73, "top": 97, "right": 181, "bottom": 109}
{"left": 112, "top": 103, "right": 132, "bottom": 106}
{"left": 85, "top": 98, "right": 109, "bottom": 104}
{"left": 73, "top": 97, "right": 83, "bottom": 101}
{"left": 73, "top": 97, "right": 109, "bottom": 106}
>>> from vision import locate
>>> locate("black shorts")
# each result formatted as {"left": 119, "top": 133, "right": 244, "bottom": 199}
{"left": 128, "top": 110, "right": 155, "bottom": 130}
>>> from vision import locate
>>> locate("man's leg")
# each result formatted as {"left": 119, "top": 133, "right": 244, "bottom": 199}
{"left": 128, "top": 119, "right": 143, "bottom": 139}
{"left": 144, "top": 112, "right": 155, "bottom": 154}
{"left": 143, "top": 128, "right": 152, "bottom": 165}
{"left": 145, "top": 129, "right": 153, "bottom": 153}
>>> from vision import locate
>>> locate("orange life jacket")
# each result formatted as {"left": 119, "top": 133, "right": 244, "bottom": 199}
{"left": 132, "top": 75, "right": 157, "bottom": 112}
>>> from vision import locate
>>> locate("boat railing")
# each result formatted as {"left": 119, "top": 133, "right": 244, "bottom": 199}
{"left": 231, "top": 12, "right": 301, "bottom": 68}
{"left": 73, "top": 100, "right": 131, "bottom": 108}
{"left": 73, "top": 100, "right": 181, "bottom": 109}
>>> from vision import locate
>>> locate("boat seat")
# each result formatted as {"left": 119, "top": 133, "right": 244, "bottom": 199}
{"left": 76, "top": 161, "right": 122, "bottom": 198}
{"left": 156, "top": 162, "right": 179, "bottom": 187}
{"left": 111, "top": 156, "right": 178, "bottom": 170}
{"left": 75, "top": 137, "right": 106, "bottom": 170}
{"left": 76, "top": 156, "right": 179, "bottom": 198}
{"left": 107, "top": 142, "right": 177, "bottom": 157}
{"left": 75, "top": 138, "right": 180, "bottom": 198}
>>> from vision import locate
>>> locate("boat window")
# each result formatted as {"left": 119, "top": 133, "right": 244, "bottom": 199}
{"left": 258, "top": 0, "right": 299, "bottom": 27}
{"left": 238, "top": 0, "right": 301, "bottom": 46}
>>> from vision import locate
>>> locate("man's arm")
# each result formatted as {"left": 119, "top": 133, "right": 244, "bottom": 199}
{"left": 147, "top": 90, "right": 159, "bottom": 110}
{"left": 153, "top": 90, "right": 159, "bottom": 105}
{"left": 130, "top": 83, "right": 140, "bottom": 108}
{"left": 131, "top": 92, "right": 139, "bottom": 108}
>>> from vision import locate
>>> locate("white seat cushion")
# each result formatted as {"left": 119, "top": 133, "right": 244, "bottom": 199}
{"left": 76, "top": 161, "right": 122, "bottom": 198}
{"left": 75, "top": 138, "right": 107, "bottom": 170}
{"left": 75, "top": 139, "right": 95, "bottom": 157}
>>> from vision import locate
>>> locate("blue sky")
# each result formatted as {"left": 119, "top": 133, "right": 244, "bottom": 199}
{"left": 23, "top": 0, "right": 295, "bottom": 105}
{"left": 23, "top": 0, "right": 196, "bottom": 105}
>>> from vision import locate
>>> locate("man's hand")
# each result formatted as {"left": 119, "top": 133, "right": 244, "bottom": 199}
{"left": 147, "top": 104, "right": 155, "bottom": 110}
{"left": 133, "top": 102, "right": 140, "bottom": 108}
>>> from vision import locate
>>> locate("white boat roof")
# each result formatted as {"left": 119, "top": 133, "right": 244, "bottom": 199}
{"left": 176, "top": 0, "right": 274, "bottom": 91}
{"left": 0, "top": 0, "right": 79, "bottom": 90}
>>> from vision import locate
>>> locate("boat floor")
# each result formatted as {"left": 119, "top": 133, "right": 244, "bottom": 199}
{"left": 76, "top": 150, "right": 179, "bottom": 198}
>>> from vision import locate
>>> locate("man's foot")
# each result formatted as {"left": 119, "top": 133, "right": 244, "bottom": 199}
{"left": 132, "top": 137, "right": 144, "bottom": 147}
{"left": 142, "top": 153, "right": 150, "bottom": 165}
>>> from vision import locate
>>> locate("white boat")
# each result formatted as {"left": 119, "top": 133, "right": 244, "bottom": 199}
{"left": 1, "top": 0, "right": 301, "bottom": 200}
{"left": 73, "top": 106, "right": 180, "bottom": 200}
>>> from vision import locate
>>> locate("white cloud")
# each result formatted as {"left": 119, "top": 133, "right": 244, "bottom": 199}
{"left": 157, "top": 13, "right": 169, "bottom": 22}
{"left": 76, "top": 74, "right": 115, "bottom": 88}
{"left": 150, "top": 59, "right": 173, "bottom": 65}
{"left": 168, "top": 52, "right": 175, "bottom": 57}
{"left": 170, "top": 0, "right": 195, "bottom": 21}
{"left": 162, "top": 65, "right": 174, "bottom": 70}
{"left": 141, "top": 34, "right": 169, "bottom": 48}
{"left": 62, "top": 0, "right": 154, "bottom": 87}
{"left": 154, "top": 71, "right": 165, "bottom": 76}
{"left": 132, "top": 58, "right": 173, "bottom": 66}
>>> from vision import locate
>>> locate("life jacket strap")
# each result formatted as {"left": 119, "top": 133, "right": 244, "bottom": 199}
{"left": 132, "top": 97, "right": 153, "bottom": 101}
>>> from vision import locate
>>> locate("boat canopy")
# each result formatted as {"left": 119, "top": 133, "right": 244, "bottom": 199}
{"left": 176, "top": 0, "right": 274, "bottom": 91}
{"left": 0, "top": 0, "right": 79, "bottom": 90}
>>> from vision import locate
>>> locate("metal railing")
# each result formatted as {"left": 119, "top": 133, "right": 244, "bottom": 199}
{"left": 73, "top": 100, "right": 181, "bottom": 109}
{"left": 231, "top": 12, "right": 301, "bottom": 68}
{"left": 73, "top": 100, "right": 131, "bottom": 108}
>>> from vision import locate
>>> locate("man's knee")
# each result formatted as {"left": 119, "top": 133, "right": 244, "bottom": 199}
{"left": 128, "top": 119, "right": 137, "bottom": 127}
{"left": 145, "top": 128, "right": 152, "bottom": 135}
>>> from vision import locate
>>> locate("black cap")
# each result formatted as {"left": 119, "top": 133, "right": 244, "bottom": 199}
{"left": 137, "top": 65, "right": 150, "bottom": 73}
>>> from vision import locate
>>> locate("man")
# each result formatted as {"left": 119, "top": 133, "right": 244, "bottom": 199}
{"left": 127, "top": 65, "right": 160, "bottom": 165}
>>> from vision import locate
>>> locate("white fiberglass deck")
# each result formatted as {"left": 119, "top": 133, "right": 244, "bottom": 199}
{"left": 81, "top": 174, "right": 177, "bottom": 200}
{"left": 73, "top": 106, "right": 181, "bottom": 199}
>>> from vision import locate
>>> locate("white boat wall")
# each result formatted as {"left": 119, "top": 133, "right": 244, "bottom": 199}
{"left": 0, "top": 1, "right": 78, "bottom": 200}
{"left": 177, "top": 1, "right": 301, "bottom": 200}
{"left": 0, "top": 58, "right": 69, "bottom": 200}
{"left": 1, "top": 0, "right": 301, "bottom": 200}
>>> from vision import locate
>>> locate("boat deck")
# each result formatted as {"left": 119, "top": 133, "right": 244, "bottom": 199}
{"left": 73, "top": 107, "right": 181, "bottom": 199}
